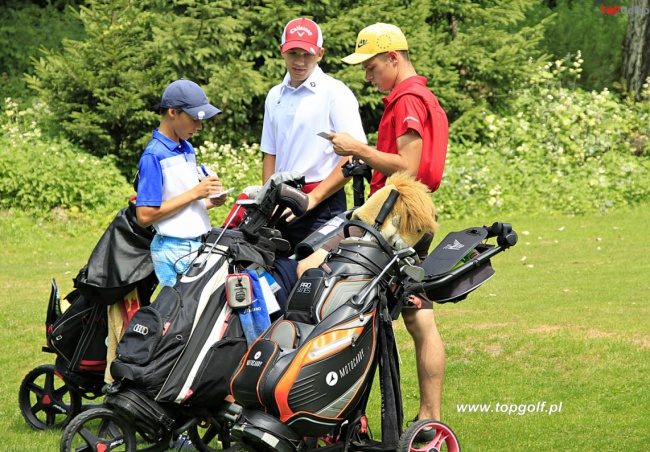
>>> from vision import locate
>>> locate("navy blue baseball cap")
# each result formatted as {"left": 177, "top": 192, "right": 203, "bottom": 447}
{"left": 160, "top": 79, "right": 221, "bottom": 120}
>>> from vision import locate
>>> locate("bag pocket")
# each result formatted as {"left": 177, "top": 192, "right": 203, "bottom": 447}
{"left": 49, "top": 306, "right": 95, "bottom": 368}
{"left": 183, "top": 335, "right": 248, "bottom": 406}
{"left": 115, "top": 286, "right": 182, "bottom": 365}
{"left": 231, "top": 339, "right": 280, "bottom": 409}
{"left": 105, "top": 386, "right": 175, "bottom": 438}
{"left": 115, "top": 306, "right": 163, "bottom": 365}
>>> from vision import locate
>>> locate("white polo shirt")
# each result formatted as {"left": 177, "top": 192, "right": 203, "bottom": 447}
{"left": 261, "top": 66, "right": 367, "bottom": 183}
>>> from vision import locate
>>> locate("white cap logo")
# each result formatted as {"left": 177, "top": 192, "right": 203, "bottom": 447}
{"left": 291, "top": 25, "right": 313, "bottom": 37}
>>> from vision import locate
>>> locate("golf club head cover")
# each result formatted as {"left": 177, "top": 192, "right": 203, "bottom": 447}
{"left": 275, "top": 184, "right": 309, "bottom": 217}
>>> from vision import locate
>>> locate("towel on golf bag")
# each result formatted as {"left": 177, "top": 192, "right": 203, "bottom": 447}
{"left": 378, "top": 298, "right": 404, "bottom": 448}
{"left": 238, "top": 269, "right": 271, "bottom": 346}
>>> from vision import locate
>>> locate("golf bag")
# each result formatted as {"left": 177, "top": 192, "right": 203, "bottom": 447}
{"left": 228, "top": 208, "right": 519, "bottom": 452}
{"left": 45, "top": 201, "right": 157, "bottom": 393}
{"left": 109, "top": 228, "right": 276, "bottom": 407}
{"left": 45, "top": 285, "right": 109, "bottom": 393}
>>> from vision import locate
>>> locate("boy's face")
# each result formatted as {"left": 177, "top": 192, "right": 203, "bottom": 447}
{"left": 282, "top": 47, "right": 324, "bottom": 87}
{"left": 172, "top": 110, "right": 203, "bottom": 141}
{"left": 361, "top": 53, "right": 397, "bottom": 93}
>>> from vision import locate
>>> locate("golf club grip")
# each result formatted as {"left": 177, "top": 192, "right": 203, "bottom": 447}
{"left": 374, "top": 189, "right": 400, "bottom": 227}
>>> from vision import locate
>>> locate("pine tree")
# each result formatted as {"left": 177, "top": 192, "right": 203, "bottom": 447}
{"left": 26, "top": 0, "right": 169, "bottom": 176}
{"left": 25, "top": 0, "right": 550, "bottom": 172}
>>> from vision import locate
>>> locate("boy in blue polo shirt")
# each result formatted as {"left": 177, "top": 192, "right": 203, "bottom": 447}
{"left": 136, "top": 79, "right": 226, "bottom": 287}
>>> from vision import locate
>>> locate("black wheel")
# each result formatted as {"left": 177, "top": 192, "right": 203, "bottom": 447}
{"left": 188, "top": 417, "right": 233, "bottom": 451}
{"left": 60, "top": 407, "right": 136, "bottom": 452}
{"left": 397, "top": 419, "right": 461, "bottom": 452}
{"left": 19, "top": 364, "right": 82, "bottom": 430}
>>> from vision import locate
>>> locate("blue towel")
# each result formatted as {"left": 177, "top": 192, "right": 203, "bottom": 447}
{"left": 238, "top": 270, "right": 271, "bottom": 346}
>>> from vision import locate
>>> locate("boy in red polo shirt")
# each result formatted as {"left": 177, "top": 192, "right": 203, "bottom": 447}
{"left": 330, "top": 23, "right": 449, "bottom": 433}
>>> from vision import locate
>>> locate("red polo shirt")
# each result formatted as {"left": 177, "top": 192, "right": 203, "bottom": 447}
{"left": 369, "top": 76, "right": 448, "bottom": 196}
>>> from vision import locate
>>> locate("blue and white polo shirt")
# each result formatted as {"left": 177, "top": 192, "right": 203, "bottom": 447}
{"left": 136, "top": 130, "right": 210, "bottom": 239}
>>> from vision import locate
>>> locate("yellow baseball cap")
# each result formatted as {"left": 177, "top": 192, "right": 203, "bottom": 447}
{"left": 341, "top": 23, "right": 409, "bottom": 65}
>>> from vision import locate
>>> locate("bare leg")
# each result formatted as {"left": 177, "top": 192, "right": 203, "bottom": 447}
{"left": 402, "top": 307, "right": 445, "bottom": 420}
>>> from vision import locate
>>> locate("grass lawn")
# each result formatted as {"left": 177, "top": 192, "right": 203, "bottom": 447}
{"left": 1, "top": 203, "right": 648, "bottom": 451}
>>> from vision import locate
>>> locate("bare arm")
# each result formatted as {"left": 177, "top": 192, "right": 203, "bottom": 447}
{"left": 262, "top": 153, "right": 276, "bottom": 184}
{"left": 296, "top": 248, "right": 329, "bottom": 278}
{"left": 308, "top": 157, "right": 350, "bottom": 203}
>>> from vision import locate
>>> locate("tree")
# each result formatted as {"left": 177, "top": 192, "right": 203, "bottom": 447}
{"left": 0, "top": 2, "right": 84, "bottom": 103}
{"left": 25, "top": 0, "right": 549, "bottom": 176}
{"left": 521, "top": 1, "right": 629, "bottom": 91}
{"left": 26, "top": 0, "right": 171, "bottom": 176}
{"left": 622, "top": 0, "right": 650, "bottom": 100}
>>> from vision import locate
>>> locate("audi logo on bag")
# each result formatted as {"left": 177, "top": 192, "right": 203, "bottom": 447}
{"left": 133, "top": 324, "right": 149, "bottom": 335}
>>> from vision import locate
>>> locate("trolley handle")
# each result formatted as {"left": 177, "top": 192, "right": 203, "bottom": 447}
{"left": 483, "top": 222, "right": 518, "bottom": 248}
{"left": 374, "top": 189, "right": 400, "bottom": 228}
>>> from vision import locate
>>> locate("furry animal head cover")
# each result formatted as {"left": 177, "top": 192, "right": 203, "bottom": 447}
{"left": 351, "top": 172, "right": 439, "bottom": 249}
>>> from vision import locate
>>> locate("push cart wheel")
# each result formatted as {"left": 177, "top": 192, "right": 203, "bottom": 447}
{"left": 397, "top": 419, "right": 461, "bottom": 452}
{"left": 188, "top": 418, "right": 233, "bottom": 451}
{"left": 19, "top": 364, "right": 82, "bottom": 430}
{"left": 60, "top": 407, "right": 136, "bottom": 452}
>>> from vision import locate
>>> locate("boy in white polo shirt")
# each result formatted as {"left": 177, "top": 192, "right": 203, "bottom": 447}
{"left": 261, "top": 17, "right": 367, "bottom": 252}
{"left": 136, "top": 79, "right": 226, "bottom": 287}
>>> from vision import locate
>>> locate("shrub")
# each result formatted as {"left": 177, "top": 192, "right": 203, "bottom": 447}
{"left": 436, "top": 54, "right": 650, "bottom": 220}
{"left": 0, "top": 98, "right": 132, "bottom": 221}
{"left": 194, "top": 141, "right": 263, "bottom": 225}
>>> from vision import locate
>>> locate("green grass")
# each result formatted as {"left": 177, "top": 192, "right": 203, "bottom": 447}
{"left": 1, "top": 204, "right": 649, "bottom": 450}
{"left": 397, "top": 204, "right": 650, "bottom": 451}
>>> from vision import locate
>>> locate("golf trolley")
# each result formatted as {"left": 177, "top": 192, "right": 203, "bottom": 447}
{"left": 226, "top": 197, "right": 517, "bottom": 452}
{"left": 58, "top": 173, "right": 312, "bottom": 452}
{"left": 58, "top": 170, "right": 517, "bottom": 452}
{"left": 19, "top": 201, "right": 158, "bottom": 431}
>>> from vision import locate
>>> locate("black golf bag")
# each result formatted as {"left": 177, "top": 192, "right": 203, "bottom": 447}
{"left": 109, "top": 228, "right": 276, "bottom": 406}
{"left": 20, "top": 201, "right": 157, "bottom": 432}
{"left": 45, "top": 201, "right": 158, "bottom": 393}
